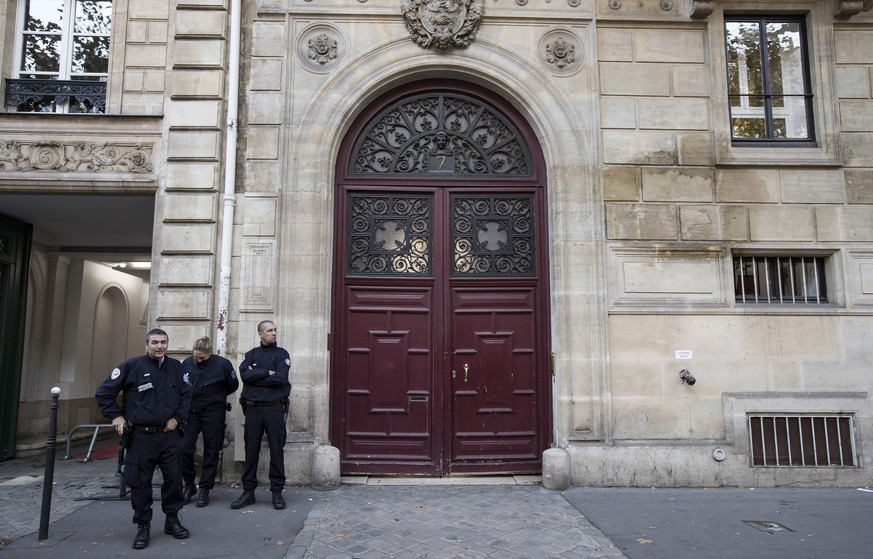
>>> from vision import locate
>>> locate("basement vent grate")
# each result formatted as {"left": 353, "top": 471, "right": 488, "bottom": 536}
{"left": 748, "top": 414, "right": 858, "bottom": 467}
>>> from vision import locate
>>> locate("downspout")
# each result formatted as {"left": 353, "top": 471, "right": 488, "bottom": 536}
{"left": 215, "top": 0, "right": 242, "bottom": 356}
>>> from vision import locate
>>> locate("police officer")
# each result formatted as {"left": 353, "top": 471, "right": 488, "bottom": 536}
{"left": 180, "top": 336, "right": 239, "bottom": 507}
{"left": 95, "top": 328, "right": 192, "bottom": 550}
{"left": 231, "top": 320, "right": 291, "bottom": 510}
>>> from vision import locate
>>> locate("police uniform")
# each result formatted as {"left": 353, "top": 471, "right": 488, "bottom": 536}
{"left": 180, "top": 353, "right": 239, "bottom": 494}
{"left": 238, "top": 343, "right": 290, "bottom": 493}
{"left": 95, "top": 354, "right": 191, "bottom": 525}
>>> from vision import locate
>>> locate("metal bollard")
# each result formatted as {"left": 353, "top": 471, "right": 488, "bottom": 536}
{"left": 39, "top": 387, "right": 61, "bottom": 541}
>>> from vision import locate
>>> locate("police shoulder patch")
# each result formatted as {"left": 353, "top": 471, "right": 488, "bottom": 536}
{"left": 183, "top": 372, "right": 191, "bottom": 385}
{"left": 110, "top": 368, "right": 121, "bottom": 380}
{"left": 285, "top": 358, "right": 290, "bottom": 366}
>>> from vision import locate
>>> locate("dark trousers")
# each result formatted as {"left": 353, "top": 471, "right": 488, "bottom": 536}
{"left": 181, "top": 407, "right": 226, "bottom": 489}
{"left": 124, "top": 430, "right": 183, "bottom": 524}
{"left": 241, "top": 404, "right": 286, "bottom": 492}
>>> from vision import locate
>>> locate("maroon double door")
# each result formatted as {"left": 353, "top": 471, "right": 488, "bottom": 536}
{"left": 330, "top": 82, "right": 552, "bottom": 476}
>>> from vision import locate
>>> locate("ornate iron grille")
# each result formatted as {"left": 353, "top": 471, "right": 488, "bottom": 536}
{"left": 5, "top": 79, "right": 107, "bottom": 113}
{"left": 351, "top": 93, "right": 532, "bottom": 176}
{"left": 452, "top": 195, "right": 535, "bottom": 277}
{"left": 347, "top": 194, "right": 432, "bottom": 276}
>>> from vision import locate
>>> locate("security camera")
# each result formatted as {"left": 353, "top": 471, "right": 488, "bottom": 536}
{"left": 679, "top": 369, "right": 696, "bottom": 386}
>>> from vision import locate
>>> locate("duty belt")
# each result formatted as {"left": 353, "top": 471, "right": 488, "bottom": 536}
{"left": 134, "top": 425, "right": 163, "bottom": 433}
{"left": 242, "top": 399, "right": 282, "bottom": 408}
{"left": 191, "top": 403, "right": 223, "bottom": 413}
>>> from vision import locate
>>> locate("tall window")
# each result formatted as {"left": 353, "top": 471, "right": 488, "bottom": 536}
{"left": 725, "top": 16, "right": 814, "bottom": 144}
{"left": 8, "top": 0, "right": 112, "bottom": 113}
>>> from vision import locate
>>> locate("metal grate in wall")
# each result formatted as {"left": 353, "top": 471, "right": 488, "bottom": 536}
{"left": 748, "top": 414, "right": 857, "bottom": 467}
{"left": 733, "top": 256, "right": 827, "bottom": 304}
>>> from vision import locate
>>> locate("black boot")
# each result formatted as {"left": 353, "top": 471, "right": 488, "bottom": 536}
{"left": 231, "top": 489, "right": 255, "bottom": 509}
{"left": 182, "top": 484, "right": 196, "bottom": 505}
{"left": 196, "top": 488, "right": 210, "bottom": 507}
{"left": 272, "top": 491, "right": 286, "bottom": 510}
{"left": 164, "top": 513, "right": 190, "bottom": 539}
{"left": 132, "top": 522, "right": 150, "bottom": 549}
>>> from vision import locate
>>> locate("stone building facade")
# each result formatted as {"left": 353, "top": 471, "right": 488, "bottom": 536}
{"left": 1, "top": 0, "right": 872, "bottom": 487}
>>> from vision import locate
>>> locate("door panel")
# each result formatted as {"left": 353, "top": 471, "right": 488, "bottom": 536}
{"left": 341, "top": 285, "right": 437, "bottom": 471}
{"left": 449, "top": 287, "right": 540, "bottom": 469}
{"left": 332, "top": 83, "right": 550, "bottom": 476}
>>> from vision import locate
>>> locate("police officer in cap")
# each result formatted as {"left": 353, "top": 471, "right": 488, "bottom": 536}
{"left": 180, "top": 336, "right": 239, "bottom": 507}
{"left": 95, "top": 328, "right": 192, "bottom": 550}
{"left": 231, "top": 320, "right": 291, "bottom": 510}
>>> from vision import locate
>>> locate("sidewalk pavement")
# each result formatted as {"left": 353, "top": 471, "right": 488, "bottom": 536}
{"left": 2, "top": 446, "right": 872, "bottom": 558}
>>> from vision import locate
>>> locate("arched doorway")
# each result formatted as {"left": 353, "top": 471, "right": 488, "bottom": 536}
{"left": 330, "top": 80, "right": 551, "bottom": 476}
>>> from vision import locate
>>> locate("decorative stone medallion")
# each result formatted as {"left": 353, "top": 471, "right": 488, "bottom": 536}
{"left": 538, "top": 28, "right": 584, "bottom": 75}
{"left": 401, "top": 0, "right": 485, "bottom": 52}
{"left": 308, "top": 33, "right": 338, "bottom": 65}
{"left": 297, "top": 24, "right": 347, "bottom": 73}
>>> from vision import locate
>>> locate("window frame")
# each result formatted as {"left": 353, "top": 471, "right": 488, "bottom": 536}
{"left": 709, "top": 2, "right": 842, "bottom": 166}
{"left": 9, "top": 0, "right": 113, "bottom": 114}
{"left": 724, "top": 14, "right": 816, "bottom": 146}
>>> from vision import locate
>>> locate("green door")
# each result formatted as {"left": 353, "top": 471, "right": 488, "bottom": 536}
{"left": 0, "top": 213, "right": 32, "bottom": 460}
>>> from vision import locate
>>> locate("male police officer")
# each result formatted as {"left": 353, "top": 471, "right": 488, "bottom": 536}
{"left": 180, "top": 336, "right": 239, "bottom": 507}
{"left": 95, "top": 328, "right": 192, "bottom": 550}
{"left": 231, "top": 320, "right": 291, "bottom": 510}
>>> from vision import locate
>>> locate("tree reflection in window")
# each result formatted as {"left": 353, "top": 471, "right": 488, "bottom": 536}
{"left": 725, "top": 16, "right": 814, "bottom": 143}
{"left": 14, "top": 0, "right": 112, "bottom": 113}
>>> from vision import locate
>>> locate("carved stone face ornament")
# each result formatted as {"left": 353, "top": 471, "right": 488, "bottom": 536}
{"left": 402, "top": 0, "right": 485, "bottom": 52}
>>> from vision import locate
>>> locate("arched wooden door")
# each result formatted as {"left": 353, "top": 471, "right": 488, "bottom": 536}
{"left": 331, "top": 80, "right": 551, "bottom": 475}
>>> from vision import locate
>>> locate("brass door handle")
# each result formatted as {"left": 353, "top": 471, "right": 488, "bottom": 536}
{"left": 463, "top": 363, "right": 469, "bottom": 383}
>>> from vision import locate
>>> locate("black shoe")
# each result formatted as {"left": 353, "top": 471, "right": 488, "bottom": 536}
{"left": 272, "top": 491, "right": 286, "bottom": 510}
{"left": 132, "top": 522, "right": 150, "bottom": 549}
{"left": 164, "top": 513, "right": 190, "bottom": 539}
{"left": 196, "top": 488, "right": 210, "bottom": 507}
{"left": 231, "top": 490, "right": 255, "bottom": 509}
{"left": 182, "top": 485, "right": 196, "bottom": 505}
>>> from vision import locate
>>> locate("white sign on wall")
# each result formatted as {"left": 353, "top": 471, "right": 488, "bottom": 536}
{"left": 675, "top": 350, "right": 693, "bottom": 360}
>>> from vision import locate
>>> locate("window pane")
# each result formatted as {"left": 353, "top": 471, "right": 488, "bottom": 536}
{"left": 22, "top": 34, "right": 61, "bottom": 73}
{"left": 74, "top": 0, "right": 113, "bottom": 35}
{"left": 15, "top": 97, "right": 57, "bottom": 112}
{"left": 726, "top": 22, "right": 763, "bottom": 97}
{"left": 72, "top": 36, "right": 110, "bottom": 73}
{"left": 25, "top": 0, "right": 64, "bottom": 32}
{"left": 731, "top": 115, "right": 766, "bottom": 139}
{"left": 771, "top": 96, "right": 811, "bottom": 139}
{"left": 766, "top": 22, "right": 805, "bottom": 96}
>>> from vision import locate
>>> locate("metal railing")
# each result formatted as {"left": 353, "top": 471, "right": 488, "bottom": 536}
{"left": 63, "top": 423, "right": 115, "bottom": 462}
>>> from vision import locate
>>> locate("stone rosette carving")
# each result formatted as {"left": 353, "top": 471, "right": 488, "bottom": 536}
{"left": 546, "top": 37, "right": 576, "bottom": 69}
{"left": 401, "top": 0, "right": 485, "bottom": 52}
{"left": 298, "top": 24, "right": 346, "bottom": 72}
{"left": 308, "top": 33, "right": 338, "bottom": 65}
{"left": 0, "top": 141, "right": 153, "bottom": 173}
{"left": 538, "top": 29, "right": 584, "bottom": 75}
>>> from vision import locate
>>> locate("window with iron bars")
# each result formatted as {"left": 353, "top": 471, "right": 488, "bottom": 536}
{"left": 7, "top": 0, "right": 112, "bottom": 114}
{"left": 733, "top": 255, "right": 827, "bottom": 304}
{"left": 748, "top": 414, "right": 857, "bottom": 467}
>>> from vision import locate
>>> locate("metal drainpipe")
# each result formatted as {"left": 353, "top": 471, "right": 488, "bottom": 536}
{"left": 215, "top": 0, "right": 241, "bottom": 356}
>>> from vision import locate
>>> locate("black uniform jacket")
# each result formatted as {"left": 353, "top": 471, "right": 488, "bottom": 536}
{"left": 181, "top": 353, "right": 240, "bottom": 410}
{"left": 239, "top": 344, "right": 291, "bottom": 404}
{"left": 95, "top": 354, "right": 192, "bottom": 427}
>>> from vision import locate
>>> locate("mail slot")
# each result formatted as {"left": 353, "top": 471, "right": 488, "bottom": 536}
{"left": 408, "top": 395, "right": 428, "bottom": 402}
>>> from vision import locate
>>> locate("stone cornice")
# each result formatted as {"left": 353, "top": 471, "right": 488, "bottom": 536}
{"left": 691, "top": 0, "right": 873, "bottom": 19}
